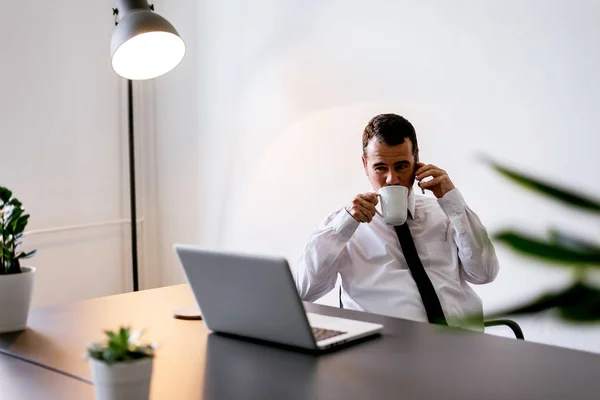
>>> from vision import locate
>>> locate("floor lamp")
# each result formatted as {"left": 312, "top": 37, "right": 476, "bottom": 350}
{"left": 110, "top": 0, "right": 185, "bottom": 291}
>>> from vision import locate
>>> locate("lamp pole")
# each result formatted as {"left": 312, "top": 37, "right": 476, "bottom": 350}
{"left": 113, "top": 5, "right": 144, "bottom": 292}
{"left": 127, "top": 78, "right": 139, "bottom": 292}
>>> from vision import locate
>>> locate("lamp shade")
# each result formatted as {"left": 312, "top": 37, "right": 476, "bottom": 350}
{"left": 110, "top": 1, "right": 185, "bottom": 80}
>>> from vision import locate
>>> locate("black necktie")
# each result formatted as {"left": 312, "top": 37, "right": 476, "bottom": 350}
{"left": 394, "top": 222, "right": 448, "bottom": 326}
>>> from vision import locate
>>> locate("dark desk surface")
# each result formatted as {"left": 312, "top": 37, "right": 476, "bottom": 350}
{"left": 0, "top": 352, "right": 93, "bottom": 399}
{"left": 1, "top": 284, "right": 600, "bottom": 399}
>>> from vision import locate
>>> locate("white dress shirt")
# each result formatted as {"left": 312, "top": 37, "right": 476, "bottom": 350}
{"left": 294, "top": 188, "right": 499, "bottom": 329}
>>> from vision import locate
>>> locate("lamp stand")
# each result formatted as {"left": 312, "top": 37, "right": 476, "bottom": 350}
{"left": 112, "top": 0, "right": 183, "bottom": 293}
{"left": 114, "top": 6, "right": 140, "bottom": 293}
{"left": 127, "top": 79, "right": 140, "bottom": 292}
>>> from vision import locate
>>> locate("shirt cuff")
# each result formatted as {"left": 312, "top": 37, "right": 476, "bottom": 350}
{"left": 329, "top": 208, "right": 360, "bottom": 239}
{"left": 437, "top": 188, "right": 467, "bottom": 217}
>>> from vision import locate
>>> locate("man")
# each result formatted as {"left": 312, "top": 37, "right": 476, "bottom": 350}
{"left": 294, "top": 113, "right": 499, "bottom": 328}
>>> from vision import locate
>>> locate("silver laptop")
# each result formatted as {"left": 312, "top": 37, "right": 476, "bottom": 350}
{"left": 174, "top": 244, "right": 383, "bottom": 351}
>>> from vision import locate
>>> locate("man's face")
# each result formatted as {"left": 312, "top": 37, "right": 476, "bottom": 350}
{"left": 362, "top": 138, "right": 416, "bottom": 192}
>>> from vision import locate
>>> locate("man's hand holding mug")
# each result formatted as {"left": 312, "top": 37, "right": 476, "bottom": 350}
{"left": 345, "top": 193, "right": 379, "bottom": 223}
{"left": 345, "top": 186, "right": 408, "bottom": 225}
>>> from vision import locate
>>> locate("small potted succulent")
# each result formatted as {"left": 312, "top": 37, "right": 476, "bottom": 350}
{"left": 86, "top": 326, "right": 156, "bottom": 400}
{"left": 0, "top": 186, "right": 37, "bottom": 333}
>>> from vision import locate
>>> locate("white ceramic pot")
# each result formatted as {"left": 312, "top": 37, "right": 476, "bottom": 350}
{"left": 89, "top": 357, "right": 154, "bottom": 400}
{"left": 0, "top": 266, "right": 35, "bottom": 333}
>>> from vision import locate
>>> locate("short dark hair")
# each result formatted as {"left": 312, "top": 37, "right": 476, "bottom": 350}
{"left": 362, "top": 113, "right": 419, "bottom": 159}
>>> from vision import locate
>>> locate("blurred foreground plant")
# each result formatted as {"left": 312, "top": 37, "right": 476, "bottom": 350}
{"left": 484, "top": 159, "right": 600, "bottom": 323}
{"left": 86, "top": 326, "right": 155, "bottom": 364}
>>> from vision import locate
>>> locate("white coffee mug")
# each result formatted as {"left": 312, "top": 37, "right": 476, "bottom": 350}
{"left": 374, "top": 186, "right": 408, "bottom": 225}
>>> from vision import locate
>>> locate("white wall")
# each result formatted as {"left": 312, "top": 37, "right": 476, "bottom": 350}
{"left": 138, "top": 0, "right": 202, "bottom": 288}
{"left": 0, "top": 0, "right": 132, "bottom": 306}
{"left": 154, "top": 0, "right": 600, "bottom": 352}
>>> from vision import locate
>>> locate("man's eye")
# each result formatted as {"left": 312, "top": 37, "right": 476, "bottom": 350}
{"left": 375, "top": 167, "right": 386, "bottom": 171}
{"left": 396, "top": 165, "right": 408, "bottom": 171}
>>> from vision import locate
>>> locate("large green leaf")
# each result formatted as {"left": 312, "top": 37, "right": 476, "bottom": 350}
{"left": 488, "top": 283, "right": 600, "bottom": 323}
{"left": 15, "top": 250, "right": 37, "bottom": 260}
{"left": 549, "top": 228, "right": 600, "bottom": 253}
{"left": 13, "top": 214, "right": 29, "bottom": 235}
{"left": 9, "top": 208, "right": 24, "bottom": 230}
{"left": 7, "top": 198, "right": 21, "bottom": 208}
{"left": 0, "top": 187, "right": 12, "bottom": 204}
{"left": 487, "top": 160, "right": 600, "bottom": 213}
{"left": 494, "top": 231, "right": 600, "bottom": 266}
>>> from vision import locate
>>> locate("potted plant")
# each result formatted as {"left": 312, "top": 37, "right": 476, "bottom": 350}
{"left": 0, "top": 186, "right": 37, "bottom": 333}
{"left": 86, "top": 326, "right": 156, "bottom": 400}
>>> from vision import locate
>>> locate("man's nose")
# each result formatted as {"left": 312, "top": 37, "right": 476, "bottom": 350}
{"left": 386, "top": 171, "right": 401, "bottom": 185}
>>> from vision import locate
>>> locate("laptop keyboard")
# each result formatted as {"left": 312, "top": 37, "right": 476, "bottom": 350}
{"left": 312, "top": 327, "right": 346, "bottom": 341}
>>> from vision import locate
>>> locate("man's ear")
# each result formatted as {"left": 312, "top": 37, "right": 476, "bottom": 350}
{"left": 361, "top": 154, "right": 368, "bottom": 174}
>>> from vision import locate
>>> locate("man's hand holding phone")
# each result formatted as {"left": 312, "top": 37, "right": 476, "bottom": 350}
{"left": 414, "top": 162, "right": 455, "bottom": 199}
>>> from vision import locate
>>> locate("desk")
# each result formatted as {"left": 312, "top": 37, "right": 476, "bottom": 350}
{"left": 0, "top": 352, "right": 93, "bottom": 399}
{"left": 1, "top": 284, "right": 600, "bottom": 399}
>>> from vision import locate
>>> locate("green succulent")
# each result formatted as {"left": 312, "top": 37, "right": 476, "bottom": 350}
{"left": 0, "top": 186, "right": 37, "bottom": 275}
{"left": 87, "top": 326, "right": 155, "bottom": 364}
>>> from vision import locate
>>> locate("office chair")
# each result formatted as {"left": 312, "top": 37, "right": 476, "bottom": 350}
{"left": 483, "top": 319, "right": 524, "bottom": 340}
{"left": 338, "top": 286, "right": 524, "bottom": 340}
